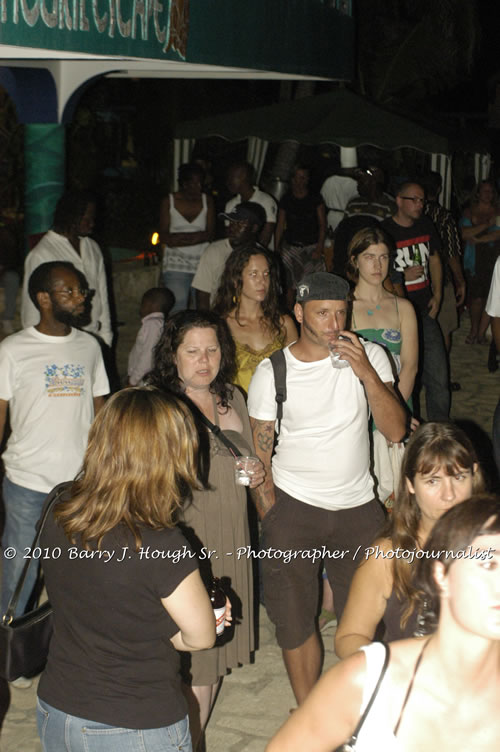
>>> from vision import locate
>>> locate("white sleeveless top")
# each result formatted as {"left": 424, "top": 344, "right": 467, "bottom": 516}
{"left": 354, "top": 643, "right": 400, "bottom": 751}
{"left": 163, "top": 192, "right": 208, "bottom": 274}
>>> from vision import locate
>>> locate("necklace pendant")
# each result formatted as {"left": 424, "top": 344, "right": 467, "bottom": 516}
{"left": 367, "top": 303, "right": 381, "bottom": 316}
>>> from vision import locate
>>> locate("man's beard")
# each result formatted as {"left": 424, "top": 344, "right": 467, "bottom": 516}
{"left": 52, "top": 299, "right": 91, "bottom": 328}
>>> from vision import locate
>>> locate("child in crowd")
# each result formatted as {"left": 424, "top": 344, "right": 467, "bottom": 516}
{"left": 127, "top": 287, "right": 174, "bottom": 385}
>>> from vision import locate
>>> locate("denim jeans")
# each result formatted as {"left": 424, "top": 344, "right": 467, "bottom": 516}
{"left": 1, "top": 477, "right": 48, "bottom": 617}
{"left": 37, "top": 699, "right": 192, "bottom": 752}
{"left": 419, "top": 312, "right": 450, "bottom": 421}
{"left": 162, "top": 271, "right": 194, "bottom": 314}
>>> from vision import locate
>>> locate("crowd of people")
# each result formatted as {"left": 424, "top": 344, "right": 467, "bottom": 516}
{"left": 0, "top": 160, "right": 499, "bottom": 750}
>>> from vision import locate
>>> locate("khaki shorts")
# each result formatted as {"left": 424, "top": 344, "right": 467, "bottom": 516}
{"left": 260, "top": 487, "right": 385, "bottom": 650}
{"left": 437, "top": 280, "right": 458, "bottom": 338}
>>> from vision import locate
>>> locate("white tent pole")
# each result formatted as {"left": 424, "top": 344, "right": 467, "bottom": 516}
{"left": 172, "top": 139, "right": 181, "bottom": 191}
{"left": 247, "top": 136, "right": 257, "bottom": 166}
{"left": 431, "top": 153, "right": 451, "bottom": 209}
{"left": 255, "top": 140, "right": 269, "bottom": 183}
{"left": 247, "top": 137, "right": 269, "bottom": 185}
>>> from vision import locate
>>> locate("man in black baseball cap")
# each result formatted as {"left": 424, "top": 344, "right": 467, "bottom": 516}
{"left": 247, "top": 270, "right": 406, "bottom": 704}
{"left": 193, "top": 201, "right": 266, "bottom": 309}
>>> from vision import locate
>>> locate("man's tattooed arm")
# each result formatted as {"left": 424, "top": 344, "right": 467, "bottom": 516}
{"left": 249, "top": 417, "right": 276, "bottom": 519}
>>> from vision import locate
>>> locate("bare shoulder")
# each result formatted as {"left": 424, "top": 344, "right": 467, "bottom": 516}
{"left": 363, "top": 536, "right": 395, "bottom": 584}
{"left": 385, "top": 637, "right": 429, "bottom": 680}
{"left": 396, "top": 296, "right": 417, "bottom": 319}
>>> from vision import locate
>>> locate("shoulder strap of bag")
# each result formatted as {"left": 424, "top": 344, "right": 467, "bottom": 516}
{"left": 2, "top": 482, "right": 69, "bottom": 625}
{"left": 269, "top": 349, "right": 287, "bottom": 437}
{"left": 348, "top": 643, "right": 390, "bottom": 748}
{"left": 196, "top": 410, "right": 242, "bottom": 458}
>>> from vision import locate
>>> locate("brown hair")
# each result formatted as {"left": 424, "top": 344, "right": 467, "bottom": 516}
{"left": 55, "top": 387, "right": 200, "bottom": 550}
{"left": 382, "top": 421, "right": 485, "bottom": 626}
{"left": 212, "top": 245, "right": 284, "bottom": 337}
{"left": 415, "top": 494, "right": 500, "bottom": 633}
{"left": 147, "top": 310, "right": 236, "bottom": 409}
{"left": 345, "top": 225, "right": 395, "bottom": 283}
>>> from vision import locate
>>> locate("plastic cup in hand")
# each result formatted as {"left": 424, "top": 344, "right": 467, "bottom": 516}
{"left": 235, "top": 456, "right": 260, "bottom": 486}
{"left": 328, "top": 336, "right": 351, "bottom": 369}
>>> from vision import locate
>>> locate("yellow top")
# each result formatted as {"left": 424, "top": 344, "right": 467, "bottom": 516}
{"left": 234, "top": 332, "right": 287, "bottom": 394}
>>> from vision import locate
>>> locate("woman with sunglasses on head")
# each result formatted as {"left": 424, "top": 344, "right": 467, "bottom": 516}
{"left": 335, "top": 421, "right": 485, "bottom": 659}
{"left": 37, "top": 387, "right": 222, "bottom": 752}
{"left": 267, "top": 493, "right": 500, "bottom": 751}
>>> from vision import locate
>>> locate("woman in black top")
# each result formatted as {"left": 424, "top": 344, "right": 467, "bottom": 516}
{"left": 37, "top": 387, "right": 225, "bottom": 752}
{"left": 275, "top": 164, "right": 327, "bottom": 308}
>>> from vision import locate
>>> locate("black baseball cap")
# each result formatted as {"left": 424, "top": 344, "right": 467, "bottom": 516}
{"left": 296, "top": 272, "right": 350, "bottom": 303}
{"left": 219, "top": 201, "right": 266, "bottom": 229}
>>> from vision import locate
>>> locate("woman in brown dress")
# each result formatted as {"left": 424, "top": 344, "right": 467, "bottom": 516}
{"left": 148, "top": 310, "right": 264, "bottom": 749}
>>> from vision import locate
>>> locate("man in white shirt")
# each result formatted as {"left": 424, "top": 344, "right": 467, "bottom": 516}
{"left": 248, "top": 272, "right": 406, "bottom": 705}
{"left": 192, "top": 201, "right": 266, "bottom": 309}
{"left": 0, "top": 262, "right": 109, "bottom": 618}
{"left": 225, "top": 162, "right": 277, "bottom": 248}
{"left": 320, "top": 173, "right": 358, "bottom": 233}
{"left": 21, "top": 191, "right": 113, "bottom": 347}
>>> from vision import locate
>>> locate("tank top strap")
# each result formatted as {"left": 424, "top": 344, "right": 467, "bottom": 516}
{"left": 393, "top": 294, "right": 401, "bottom": 328}
{"left": 393, "top": 637, "right": 431, "bottom": 736}
{"left": 202, "top": 192, "right": 207, "bottom": 210}
{"left": 351, "top": 307, "right": 358, "bottom": 329}
{"left": 169, "top": 193, "right": 175, "bottom": 210}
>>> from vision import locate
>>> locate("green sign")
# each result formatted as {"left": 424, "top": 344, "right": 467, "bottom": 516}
{"left": 0, "top": 0, "right": 354, "bottom": 79}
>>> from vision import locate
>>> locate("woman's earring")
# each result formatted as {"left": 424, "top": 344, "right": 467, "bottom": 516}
{"left": 232, "top": 295, "right": 237, "bottom": 304}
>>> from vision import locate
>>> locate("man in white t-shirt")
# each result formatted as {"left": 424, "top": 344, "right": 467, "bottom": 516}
{"left": 192, "top": 201, "right": 266, "bottom": 309}
{"left": 225, "top": 162, "right": 277, "bottom": 248}
{"left": 320, "top": 173, "right": 358, "bottom": 233}
{"left": 0, "top": 262, "right": 109, "bottom": 618}
{"left": 247, "top": 272, "right": 407, "bottom": 705}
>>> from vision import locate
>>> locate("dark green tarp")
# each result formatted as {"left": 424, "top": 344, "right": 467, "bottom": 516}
{"left": 175, "top": 89, "right": 450, "bottom": 154}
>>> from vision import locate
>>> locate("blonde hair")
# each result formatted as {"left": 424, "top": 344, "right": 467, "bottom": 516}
{"left": 55, "top": 387, "right": 200, "bottom": 550}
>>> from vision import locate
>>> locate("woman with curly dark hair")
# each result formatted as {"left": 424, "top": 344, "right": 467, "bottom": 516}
{"left": 335, "top": 421, "right": 485, "bottom": 659}
{"left": 148, "top": 309, "right": 264, "bottom": 749}
{"left": 212, "top": 245, "right": 297, "bottom": 394}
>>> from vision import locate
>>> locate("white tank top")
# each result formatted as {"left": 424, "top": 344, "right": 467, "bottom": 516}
{"left": 163, "top": 192, "right": 208, "bottom": 274}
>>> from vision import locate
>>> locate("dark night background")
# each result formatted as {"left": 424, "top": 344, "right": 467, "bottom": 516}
{"left": 1, "top": 0, "right": 499, "bottom": 253}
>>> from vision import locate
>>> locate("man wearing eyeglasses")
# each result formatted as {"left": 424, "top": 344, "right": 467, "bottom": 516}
{"left": 382, "top": 181, "right": 450, "bottom": 420}
{"left": 21, "top": 191, "right": 113, "bottom": 348}
{"left": 0, "top": 262, "right": 109, "bottom": 625}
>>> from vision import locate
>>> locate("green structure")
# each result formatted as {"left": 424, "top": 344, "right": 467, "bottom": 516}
{"left": 0, "top": 0, "right": 355, "bottom": 242}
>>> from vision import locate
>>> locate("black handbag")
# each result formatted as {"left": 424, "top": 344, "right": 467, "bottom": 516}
{"left": 0, "top": 484, "right": 66, "bottom": 682}
{"left": 334, "top": 643, "right": 390, "bottom": 752}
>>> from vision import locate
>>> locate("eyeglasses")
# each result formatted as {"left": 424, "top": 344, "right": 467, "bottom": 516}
{"left": 50, "top": 287, "right": 91, "bottom": 299}
{"left": 400, "top": 196, "right": 425, "bottom": 205}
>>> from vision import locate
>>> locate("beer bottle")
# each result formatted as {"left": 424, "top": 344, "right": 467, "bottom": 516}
{"left": 209, "top": 577, "right": 226, "bottom": 637}
{"left": 413, "top": 245, "right": 422, "bottom": 266}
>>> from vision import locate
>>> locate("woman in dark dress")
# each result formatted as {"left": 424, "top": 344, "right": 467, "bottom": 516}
{"left": 275, "top": 164, "right": 326, "bottom": 308}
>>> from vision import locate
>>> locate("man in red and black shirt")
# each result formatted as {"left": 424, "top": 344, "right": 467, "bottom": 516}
{"left": 382, "top": 181, "right": 450, "bottom": 420}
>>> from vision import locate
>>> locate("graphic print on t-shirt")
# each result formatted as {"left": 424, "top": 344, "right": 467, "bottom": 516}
{"left": 45, "top": 363, "right": 85, "bottom": 397}
{"left": 393, "top": 235, "right": 430, "bottom": 290}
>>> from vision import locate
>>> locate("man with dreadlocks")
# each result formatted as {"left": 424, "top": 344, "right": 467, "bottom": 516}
{"left": 21, "top": 191, "right": 113, "bottom": 347}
